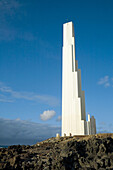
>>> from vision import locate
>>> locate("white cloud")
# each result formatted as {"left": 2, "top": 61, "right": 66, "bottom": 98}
{"left": 56, "top": 115, "right": 62, "bottom": 121}
{"left": 0, "top": 0, "right": 36, "bottom": 41}
{"left": 98, "top": 76, "right": 109, "bottom": 84}
{"left": 0, "top": 94, "right": 14, "bottom": 103}
{"left": 0, "top": 27, "right": 36, "bottom": 41}
{"left": 0, "top": 118, "right": 60, "bottom": 145}
{"left": 0, "top": 98, "right": 13, "bottom": 103}
{"left": 0, "top": 82, "right": 59, "bottom": 106}
{"left": 97, "top": 121, "right": 113, "bottom": 134}
{"left": 0, "top": 0, "right": 21, "bottom": 41}
{"left": 40, "top": 110, "right": 56, "bottom": 121}
{"left": 97, "top": 76, "right": 110, "bottom": 87}
{"left": 0, "top": 0, "right": 21, "bottom": 15}
{"left": 104, "top": 82, "right": 110, "bottom": 87}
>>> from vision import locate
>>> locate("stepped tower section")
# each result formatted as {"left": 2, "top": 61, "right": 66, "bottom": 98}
{"left": 62, "top": 22, "right": 96, "bottom": 136}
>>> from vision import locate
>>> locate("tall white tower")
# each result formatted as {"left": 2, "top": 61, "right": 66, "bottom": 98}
{"left": 62, "top": 22, "right": 96, "bottom": 136}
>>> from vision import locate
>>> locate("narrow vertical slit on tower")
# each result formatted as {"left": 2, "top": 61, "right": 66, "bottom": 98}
{"left": 72, "top": 45, "right": 74, "bottom": 72}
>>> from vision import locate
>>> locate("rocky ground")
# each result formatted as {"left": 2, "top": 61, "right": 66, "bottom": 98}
{"left": 0, "top": 134, "right": 113, "bottom": 169}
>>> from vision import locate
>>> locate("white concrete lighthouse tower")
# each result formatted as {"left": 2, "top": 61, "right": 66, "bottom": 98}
{"left": 62, "top": 22, "right": 96, "bottom": 136}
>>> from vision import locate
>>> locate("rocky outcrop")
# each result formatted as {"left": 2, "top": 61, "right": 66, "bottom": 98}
{"left": 0, "top": 134, "right": 113, "bottom": 169}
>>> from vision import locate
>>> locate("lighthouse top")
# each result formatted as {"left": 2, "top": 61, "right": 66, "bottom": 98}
{"left": 63, "top": 21, "right": 75, "bottom": 46}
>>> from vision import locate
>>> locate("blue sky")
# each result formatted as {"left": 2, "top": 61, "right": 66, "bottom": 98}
{"left": 0, "top": 0, "right": 113, "bottom": 145}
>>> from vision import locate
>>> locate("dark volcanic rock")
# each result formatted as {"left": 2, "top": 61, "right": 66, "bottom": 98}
{"left": 1, "top": 134, "right": 113, "bottom": 169}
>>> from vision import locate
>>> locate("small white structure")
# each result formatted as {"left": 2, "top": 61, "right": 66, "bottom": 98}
{"left": 56, "top": 133, "right": 60, "bottom": 138}
{"left": 62, "top": 21, "right": 96, "bottom": 136}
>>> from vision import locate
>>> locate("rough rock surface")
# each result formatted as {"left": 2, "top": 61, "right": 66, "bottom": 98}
{"left": 0, "top": 134, "right": 113, "bottom": 169}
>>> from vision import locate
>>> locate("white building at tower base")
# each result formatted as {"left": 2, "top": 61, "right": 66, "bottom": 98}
{"left": 62, "top": 21, "right": 96, "bottom": 136}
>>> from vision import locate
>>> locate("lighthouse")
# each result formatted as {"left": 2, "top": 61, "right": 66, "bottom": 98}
{"left": 62, "top": 22, "right": 96, "bottom": 136}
